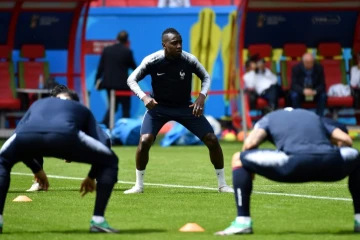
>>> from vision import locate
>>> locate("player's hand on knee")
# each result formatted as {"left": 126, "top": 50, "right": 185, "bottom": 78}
{"left": 189, "top": 94, "right": 205, "bottom": 117}
{"left": 80, "top": 177, "right": 96, "bottom": 197}
{"left": 142, "top": 95, "right": 158, "bottom": 110}
{"left": 34, "top": 170, "right": 49, "bottom": 191}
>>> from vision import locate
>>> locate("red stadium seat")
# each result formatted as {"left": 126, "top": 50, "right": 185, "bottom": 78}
{"left": 317, "top": 42, "right": 342, "bottom": 58}
{"left": 90, "top": 0, "right": 102, "bottom": 7}
{"left": 191, "top": 0, "right": 213, "bottom": 6}
{"left": 18, "top": 45, "right": 50, "bottom": 90}
{"left": 247, "top": 44, "right": 272, "bottom": 59}
{"left": 283, "top": 43, "right": 307, "bottom": 59}
{"left": 212, "top": 0, "right": 232, "bottom": 5}
{"left": 105, "top": 0, "right": 127, "bottom": 6}
{"left": 0, "top": 45, "right": 21, "bottom": 110}
{"left": 127, "top": 0, "right": 157, "bottom": 6}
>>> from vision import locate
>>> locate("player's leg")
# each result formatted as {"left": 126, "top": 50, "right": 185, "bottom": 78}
{"left": 40, "top": 132, "right": 120, "bottom": 233}
{"left": 215, "top": 152, "right": 253, "bottom": 235}
{"left": 176, "top": 112, "right": 233, "bottom": 193}
{"left": 119, "top": 96, "right": 131, "bottom": 118}
{"left": 340, "top": 147, "right": 360, "bottom": 233}
{"left": 26, "top": 156, "right": 44, "bottom": 192}
{"left": 124, "top": 107, "right": 169, "bottom": 194}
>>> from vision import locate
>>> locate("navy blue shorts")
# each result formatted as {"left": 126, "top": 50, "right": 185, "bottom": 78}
{"left": 140, "top": 105, "right": 214, "bottom": 140}
{"left": 240, "top": 148, "right": 360, "bottom": 183}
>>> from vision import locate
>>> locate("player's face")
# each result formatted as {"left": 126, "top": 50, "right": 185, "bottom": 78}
{"left": 163, "top": 33, "right": 182, "bottom": 58}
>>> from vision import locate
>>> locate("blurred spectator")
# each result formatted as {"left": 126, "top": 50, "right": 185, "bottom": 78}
{"left": 244, "top": 55, "right": 257, "bottom": 73}
{"left": 158, "top": 0, "right": 191, "bottom": 7}
{"left": 244, "top": 58, "right": 281, "bottom": 112}
{"left": 95, "top": 30, "right": 137, "bottom": 127}
{"left": 350, "top": 52, "right": 360, "bottom": 88}
{"left": 290, "top": 53, "right": 327, "bottom": 116}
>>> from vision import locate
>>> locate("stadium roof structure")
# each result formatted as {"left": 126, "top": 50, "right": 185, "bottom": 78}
{"left": 0, "top": 0, "right": 94, "bottom": 103}
{"left": 235, "top": 0, "right": 360, "bottom": 131}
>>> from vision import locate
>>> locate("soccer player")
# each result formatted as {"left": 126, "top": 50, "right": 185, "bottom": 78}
{"left": 0, "top": 95, "right": 119, "bottom": 233}
{"left": 26, "top": 85, "right": 112, "bottom": 192}
{"left": 216, "top": 108, "right": 360, "bottom": 235}
{"left": 124, "top": 28, "right": 233, "bottom": 194}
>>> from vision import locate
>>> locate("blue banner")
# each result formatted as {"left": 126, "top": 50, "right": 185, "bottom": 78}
{"left": 14, "top": 12, "right": 74, "bottom": 49}
{"left": 0, "top": 12, "right": 11, "bottom": 45}
{"left": 245, "top": 11, "right": 358, "bottom": 48}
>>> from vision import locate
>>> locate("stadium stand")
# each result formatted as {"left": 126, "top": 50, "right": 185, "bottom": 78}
{"left": 18, "top": 44, "right": 50, "bottom": 90}
{"left": 0, "top": 45, "right": 21, "bottom": 111}
{"left": 244, "top": 43, "right": 284, "bottom": 110}
{"left": 91, "top": 0, "right": 239, "bottom": 7}
{"left": 317, "top": 42, "right": 353, "bottom": 109}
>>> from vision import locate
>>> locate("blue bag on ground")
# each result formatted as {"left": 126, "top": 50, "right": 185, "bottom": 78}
{"left": 111, "top": 118, "right": 142, "bottom": 145}
{"left": 160, "top": 122, "right": 203, "bottom": 147}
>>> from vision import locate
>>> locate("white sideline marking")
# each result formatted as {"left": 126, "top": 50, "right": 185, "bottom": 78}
{"left": 11, "top": 172, "right": 352, "bottom": 202}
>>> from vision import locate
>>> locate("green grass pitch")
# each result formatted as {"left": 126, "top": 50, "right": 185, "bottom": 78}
{"left": 1, "top": 140, "right": 359, "bottom": 240}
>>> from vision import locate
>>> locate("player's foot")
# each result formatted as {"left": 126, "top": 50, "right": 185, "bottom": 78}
{"left": 0, "top": 224, "right": 2, "bottom": 234}
{"left": 218, "top": 185, "right": 234, "bottom": 193}
{"left": 355, "top": 220, "right": 360, "bottom": 233}
{"left": 26, "top": 181, "right": 43, "bottom": 192}
{"left": 90, "top": 220, "right": 120, "bottom": 233}
{"left": 124, "top": 186, "right": 144, "bottom": 194}
{"left": 215, "top": 220, "right": 253, "bottom": 235}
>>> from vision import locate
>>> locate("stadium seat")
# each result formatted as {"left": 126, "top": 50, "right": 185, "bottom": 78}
{"left": 212, "top": 0, "right": 232, "bottom": 5}
{"left": 105, "top": 0, "right": 127, "bottom": 6}
{"left": 91, "top": 0, "right": 102, "bottom": 7}
{"left": 280, "top": 43, "right": 307, "bottom": 90}
{"left": 191, "top": 0, "right": 213, "bottom": 6}
{"left": 0, "top": 45, "right": 21, "bottom": 110}
{"left": 247, "top": 44, "right": 272, "bottom": 60}
{"left": 318, "top": 43, "right": 353, "bottom": 109}
{"left": 127, "top": 0, "right": 157, "bottom": 6}
{"left": 18, "top": 44, "right": 50, "bottom": 89}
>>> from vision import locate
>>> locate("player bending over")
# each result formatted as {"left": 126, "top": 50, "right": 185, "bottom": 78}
{"left": 26, "top": 85, "right": 111, "bottom": 192}
{"left": 124, "top": 28, "right": 233, "bottom": 194}
{"left": 216, "top": 108, "right": 360, "bottom": 235}
{"left": 0, "top": 94, "right": 119, "bottom": 233}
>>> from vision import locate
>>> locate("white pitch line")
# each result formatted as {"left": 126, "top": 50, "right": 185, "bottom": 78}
{"left": 11, "top": 172, "right": 352, "bottom": 202}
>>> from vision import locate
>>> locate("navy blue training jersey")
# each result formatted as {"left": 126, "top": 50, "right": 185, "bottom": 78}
{"left": 255, "top": 108, "right": 337, "bottom": 154}
{"left": 15, "top": 98, "right": 95, "bottom": 135}
{"left": 127, "top": 50, "right": 211, "bottom": 107}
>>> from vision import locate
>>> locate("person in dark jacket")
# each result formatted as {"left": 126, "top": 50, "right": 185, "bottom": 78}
{"left": 95, "top": 30, "right": 137, "bottom": 126}
{"left": 290, "top": 53, "right": 327, "bottom": 116}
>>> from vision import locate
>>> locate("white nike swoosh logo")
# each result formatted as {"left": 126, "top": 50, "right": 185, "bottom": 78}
{"left": 157, "top": 73, "right": 165, "bottom": 76}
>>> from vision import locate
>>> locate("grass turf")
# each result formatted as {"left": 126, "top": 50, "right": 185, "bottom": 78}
{"left": 1, "top": 140, "right": 359, "bottom": 240}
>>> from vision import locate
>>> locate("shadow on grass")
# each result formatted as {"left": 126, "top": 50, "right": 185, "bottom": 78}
{"left": 3, "top": 228, "right": 167, "bottom": 234}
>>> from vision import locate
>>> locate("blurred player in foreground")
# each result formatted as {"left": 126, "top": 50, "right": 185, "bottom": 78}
{"left": 26, "top": 85, "right": 111, "bottom": 192}
{"left": 216, "top": 108, "right": 360, "bottom": 235}
{"left": 125, "top": 28, "right": 233, "bottom": 194}
{"left": 0, "top": 91, "right": 119, "bottom": 233}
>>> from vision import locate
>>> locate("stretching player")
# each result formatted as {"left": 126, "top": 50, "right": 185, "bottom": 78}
{"left": 26, "top": 85, "right": 111, "bottom": 192}
{"left": 216, "top": 108, "right": 360, "bottom": 235}
{"left": 0, "top": 96, "right": 119, "bottom": 233}
{"left": 125, "top": 28, "right": 233, "bottom": 194}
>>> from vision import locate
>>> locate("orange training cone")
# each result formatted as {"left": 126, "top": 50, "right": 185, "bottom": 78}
{"left": 179, "top": 223, "right": 205, "bottom": 232}
{"left": 13, "top": 195, "right": 32, "bottom": 202}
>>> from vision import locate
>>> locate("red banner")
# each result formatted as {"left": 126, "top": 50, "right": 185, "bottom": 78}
{"left": 84, "top": 40, "right": 116, "bottom": 54}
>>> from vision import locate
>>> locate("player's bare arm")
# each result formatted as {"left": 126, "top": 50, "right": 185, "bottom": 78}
{"left": 330, "top": 128, "right": 353, "bottom": 147}
{"left": 242, "top": 129, "right": 267, "bottom": 151}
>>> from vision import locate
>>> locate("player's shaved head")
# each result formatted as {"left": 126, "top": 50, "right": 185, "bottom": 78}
{"left": 162, "top": 28, "right": 182, "bottom": 59}
{"left": 302, "top": 53, "right": 315, "bottom": 70}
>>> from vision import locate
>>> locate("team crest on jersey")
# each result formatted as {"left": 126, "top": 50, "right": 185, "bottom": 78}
{"left": 180, "top": 70, "right": 185, "bottom": 80}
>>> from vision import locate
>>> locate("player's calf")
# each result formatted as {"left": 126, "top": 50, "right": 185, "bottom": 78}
{"left": 216, "top": 152, "right": 253, "bottom": 235}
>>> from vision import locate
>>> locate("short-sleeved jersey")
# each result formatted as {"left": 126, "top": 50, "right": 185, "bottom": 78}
{"left": 127, "top": 50, "right": 211, "bottom": 107}
{"left": 15, "top": 98, "right": 95, "bottom": 135}
{"left": 255, "top": 108, "right": 337, "bottom": 154}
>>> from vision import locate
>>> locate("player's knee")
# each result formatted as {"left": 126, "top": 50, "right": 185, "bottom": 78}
{"left": 231, "top": 152, "right": 242, "bottom": 168}
{"left": 139, "top": 134, "right": 154, "bottom": 150}
{"left": 203, "top": 133, "right": 219, "bottom": 149}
